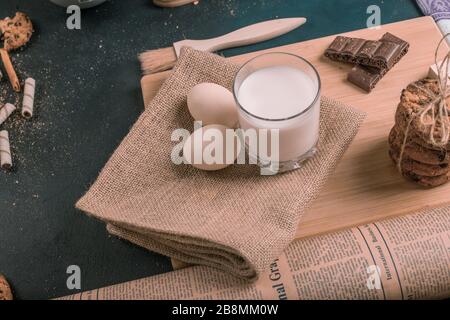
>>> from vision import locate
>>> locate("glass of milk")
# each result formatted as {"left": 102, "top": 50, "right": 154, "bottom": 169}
{"left": 233, "top": 53, "right": 321, "bottom": 174}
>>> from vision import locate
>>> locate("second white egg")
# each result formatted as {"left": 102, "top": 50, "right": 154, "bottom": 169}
{"left": 187, "top": 83, "right": 239, "bottom": 128}
{"left": 183, "top": 124, "right": 241, "bottom": 171}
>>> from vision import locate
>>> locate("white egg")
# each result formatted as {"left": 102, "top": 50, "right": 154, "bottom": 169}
{"left": 183, "top": 124, "right": 241, "bottom": 171}
{"left": 187, "top": 83, "right": 239, "bottom": 128}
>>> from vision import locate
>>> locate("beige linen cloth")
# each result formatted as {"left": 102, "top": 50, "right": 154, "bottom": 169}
{"left": 76, "top": 48, "right": 366, "bottom": 281}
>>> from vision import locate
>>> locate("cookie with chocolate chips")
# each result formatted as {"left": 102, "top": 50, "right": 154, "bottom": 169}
{"left": 402, "top": 170, "right": 449, "bottom": 188}
{"left": 395, "top": 78, "right": 450, "bottom": 145}
{"left": 389, "top": 126, "right": 449, "bottom": 165}
{"left": 0, "top": 12, "right": 33, "bottom": 51}
{"left": 389, "top": 147, "right": 449, "bottom": 177}
{"left": 391, "top": 123, "right": 450, "bottom": 151}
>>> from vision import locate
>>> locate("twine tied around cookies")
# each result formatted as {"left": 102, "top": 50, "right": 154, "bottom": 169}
{"left": 397, "top": 34, "right": 450, "bottom": 172}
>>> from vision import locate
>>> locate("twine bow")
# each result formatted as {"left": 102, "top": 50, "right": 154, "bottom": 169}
{"left": 397, "top": 33, "right": 450, "bottom": 172}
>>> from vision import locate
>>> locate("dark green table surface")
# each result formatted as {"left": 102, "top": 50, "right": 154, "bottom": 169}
{"left": 0, "top": 0, "right": 421, "bottom": 299}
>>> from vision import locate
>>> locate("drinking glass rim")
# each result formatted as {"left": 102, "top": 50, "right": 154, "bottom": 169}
{"left": 232, "top": 52, "right": 321, "bottom": 122}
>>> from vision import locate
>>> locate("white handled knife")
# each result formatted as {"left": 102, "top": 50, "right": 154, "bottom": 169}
{"left": 140, "top": 17, "right": 307, "bottom": 74}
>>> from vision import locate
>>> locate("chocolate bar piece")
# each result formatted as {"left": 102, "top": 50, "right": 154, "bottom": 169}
{"left": 324, "top": 32, "right": 409, "bottom": 70}
{"left": 325, "top": 36, "right": 371, "bottom": 63}
{"left": 376, "top": 33, "right": 410, "bottom": 68}
{"left": 346, "top": 33, "right": 409, "bottom": 92}
{"left": 347, "top": 65, "right": 386, "bottom": 92}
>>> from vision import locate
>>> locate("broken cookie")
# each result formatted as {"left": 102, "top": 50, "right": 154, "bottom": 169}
{"left": 0, "top": 274, "right": 13, "bottom": 300}
{"left": 0, "top": 12, "right": 33, "bottom": 51}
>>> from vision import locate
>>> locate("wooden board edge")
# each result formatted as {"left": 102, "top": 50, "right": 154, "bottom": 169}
{"left": 295, "top": 199, "right": 450, "bottom": 240}
{"left": 139, "top": 16, "right": 435, "bottom": 105}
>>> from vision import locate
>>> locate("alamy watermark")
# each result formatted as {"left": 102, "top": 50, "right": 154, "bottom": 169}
{"left": 66, "top": 5, "right": 81, "bottom": 30}
{"left": 66, "top": 265, "right": 81, "bottom": 290}
{"left": 367, "top": 5, "right": 381, "bottom": 30}
{"left": 171, "top": 121, "right": 280, "bottom": 175}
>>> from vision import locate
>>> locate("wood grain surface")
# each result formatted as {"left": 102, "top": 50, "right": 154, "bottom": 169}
{"left": 140, "top": 16, "right": 450, "bottom": 240}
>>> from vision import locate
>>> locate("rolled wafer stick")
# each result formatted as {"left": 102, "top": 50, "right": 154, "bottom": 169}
{"left": 0, "top": 48, "right": 20, "bottom": 92}
{"left": 0, "top": 130, "right": 12, "bottom": 170}
{"left": 22, "top": 78, "right": 35, "bottom": 119}
{"left": 0, "top": 103, "right": 16, "bottom": 126}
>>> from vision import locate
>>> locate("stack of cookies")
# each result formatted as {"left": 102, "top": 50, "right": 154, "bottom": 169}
{"left": 389, "top": 78, "right": 450, "bottom": 188}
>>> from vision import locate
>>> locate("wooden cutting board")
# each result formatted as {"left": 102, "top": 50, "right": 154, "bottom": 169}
{"left": 141, "top": 16, "right": 450, "bottom": 240}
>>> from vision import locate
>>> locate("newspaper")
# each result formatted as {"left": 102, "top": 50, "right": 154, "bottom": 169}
{"left": 59, "top": 207, "right": 450, "bottom": 300}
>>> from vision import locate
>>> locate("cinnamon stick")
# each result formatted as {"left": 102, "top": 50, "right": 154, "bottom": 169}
{"left": 0, "top": 48, "right": 21, "bottom": 92}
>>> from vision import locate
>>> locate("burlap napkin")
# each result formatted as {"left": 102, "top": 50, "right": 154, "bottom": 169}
{"left": 76, "top": 48, "right": 366, "bottom": 281}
